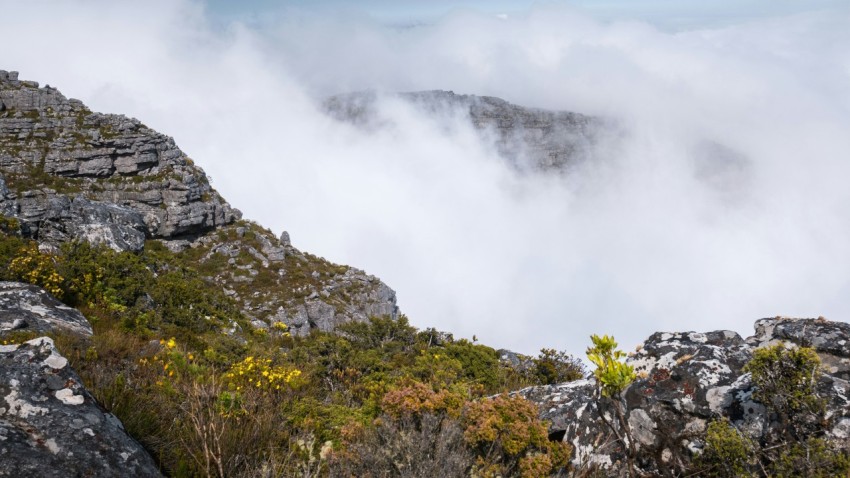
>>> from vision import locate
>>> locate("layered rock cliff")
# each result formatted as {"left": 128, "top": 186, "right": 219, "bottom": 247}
{"left": 0, "top": 70, "right": 238, "bottom": 251}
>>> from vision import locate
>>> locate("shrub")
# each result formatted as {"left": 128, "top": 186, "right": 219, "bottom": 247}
{"left": 332, "top": 412, "right": 473, "bottom": 478}
{"left": 7, "top": 243, "right": 65, "bottom": 297}
{"left": 744, "top": 343, "right": 850, "bottom": 476}
{"left": 463, "top": 394, "right": 571, "bottom": 477}
{"left": 769, "top": 437, "right": 850, "bottom": 478}
{"left": 745, "top": 343, "right": 824, "bottom": 439}
{"left": 586, "top": 334, "right": 635, "bottom": 398}
{"left": 381, "top": 381, "right": 467, "bottom": 420}
{"left": 695, "top": 419, "right": 755, "bottom": 477}
{"left": 533, "top": 348, "right": 585, "bottom": 385}
{"left": 222, "top": 355, "right": 302, "bottom": 393}
{"left": 443, "top": 339, "right": 502, "bottom": 392}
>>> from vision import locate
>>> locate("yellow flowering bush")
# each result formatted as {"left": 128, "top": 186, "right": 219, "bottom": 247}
{"left": 271, "top": 321, "right": 291, "bottom": 337}
{"left": 8, "top": 244, "right": 65, "bottom": 297}
{"left": 140, "top": 337, "right": 197, "bottom": 388}
{"left": 223, "top": 356, "right": 301, "bottom": 392}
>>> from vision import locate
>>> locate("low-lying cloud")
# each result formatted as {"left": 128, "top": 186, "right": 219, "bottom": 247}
{"left": 2, "top": 0, "right": 849, "bottom": 355}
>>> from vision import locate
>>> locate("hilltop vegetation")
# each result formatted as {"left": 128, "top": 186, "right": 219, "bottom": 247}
{"left": 0, "top": 218, "right": 583, "bottom": 477}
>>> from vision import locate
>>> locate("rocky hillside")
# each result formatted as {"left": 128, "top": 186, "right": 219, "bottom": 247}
{"left": 324, "top": 90, "right": 612, "bottom": 172}
{"left": 0, "top": 70, "right": 397, "bottom": 335}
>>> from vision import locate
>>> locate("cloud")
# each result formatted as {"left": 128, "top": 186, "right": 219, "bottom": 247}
{"left": 1, "top": 0, "right": 849, "bottom": 356}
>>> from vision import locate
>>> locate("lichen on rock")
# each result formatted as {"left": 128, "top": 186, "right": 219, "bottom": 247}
{"left": 0, "top": 336, "right": 162, "bottom": 477}
{"left": 516, "top": 317, "right": 850, "bottom": 476}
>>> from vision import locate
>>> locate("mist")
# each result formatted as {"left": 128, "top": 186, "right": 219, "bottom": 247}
{"left": 1, "top": 0, "right": 849, "bottom": 355}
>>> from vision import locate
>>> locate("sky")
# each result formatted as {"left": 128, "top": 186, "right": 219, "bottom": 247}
{"left": 1, "top": 0, "right": 849, "bottom": 356}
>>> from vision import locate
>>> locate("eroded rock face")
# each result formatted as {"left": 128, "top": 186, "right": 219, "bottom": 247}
{"left": 0, "top": 69, "right": 240, "bottom": 251}
{"left": 185, "top": 223, "right": 399, "bottom": 336}
{"left": 0, "top": 336, "right": 162, "bottom": 477}
{"left": 516, "top": 318, "right": 850, "bottom": 476}
{"left": 0, "top": 282, "right": 92, "bottom": 337}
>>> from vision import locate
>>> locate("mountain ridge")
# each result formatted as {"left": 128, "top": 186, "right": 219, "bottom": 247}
{"left": 324, "top": 89, "right": 612, "bottom": 173}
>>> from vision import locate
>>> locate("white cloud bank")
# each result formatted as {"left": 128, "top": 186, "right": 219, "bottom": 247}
{"left": 1, "top": 1, "right": 849, "bottom": 355}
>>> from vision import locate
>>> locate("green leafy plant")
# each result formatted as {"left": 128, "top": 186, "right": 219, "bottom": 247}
{"left": 745, "top": 343, "right": 824, "bottom": 439}
{"left": 587, "top": 334, "right": 635, "bottom": 398}
{"left": 586, "top": 334, "right": 637, "bottom": 476}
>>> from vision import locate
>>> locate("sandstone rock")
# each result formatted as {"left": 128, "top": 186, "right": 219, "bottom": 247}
{"left": 516, "top": 318, "right": 850, "bottom": 476}
{"left": 0, "top": 336, "right": 163, "bottom": 477}
{"left": 0, "top": 282, "right": 92, "bottom": 337}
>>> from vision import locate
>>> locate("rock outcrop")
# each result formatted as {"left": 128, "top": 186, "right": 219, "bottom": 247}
{"left": 0, "top": 69, "right": 239, "bottom": 251}
{"left": 0, "top": 281, "right": 162, "bottom": 477}
{"left": 517, "top": 317, "right": 850, "bottom": 476}
{"left": 180, "top": 222, "right": 399, "bottom": 336}
{"left": 324, "top": 90, "right": 613, "bottom": 172}
{"left": 0, "top": 336, "right": 163, "bottom": 477}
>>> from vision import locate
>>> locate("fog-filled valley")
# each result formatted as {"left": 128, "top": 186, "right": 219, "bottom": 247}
{"left": 3, "top": 0, "right": 849, "bottom": 357}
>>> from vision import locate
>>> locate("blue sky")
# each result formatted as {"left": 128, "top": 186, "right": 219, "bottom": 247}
{"left": 205, "top": 0, "right": 848, "bottom": 28}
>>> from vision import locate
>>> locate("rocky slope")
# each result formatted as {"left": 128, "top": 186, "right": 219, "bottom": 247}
{"left": 0, "top": 283, "right": 162, "bottom": 477}
{"left": 0, "top": 70, "right": 398, "bottom": 334}
{"left": 517, "top": 317, "right": 850, "bottom": 476}
{"left": 324, "top": 90, "right": 613, "bottom": 172}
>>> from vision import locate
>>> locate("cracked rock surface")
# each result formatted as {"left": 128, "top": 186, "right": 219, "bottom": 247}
{"left": 515, "top": 317, "right": 850, "bottom": 476}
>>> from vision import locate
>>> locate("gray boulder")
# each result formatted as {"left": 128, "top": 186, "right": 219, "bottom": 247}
{"left": 0, "top": 336, "right": 163, "bottom": 477}
{"left": 10, "top": 193, "right": 147, "bottom": 252}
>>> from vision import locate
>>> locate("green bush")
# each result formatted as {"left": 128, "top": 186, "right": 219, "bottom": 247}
{"left": 744, "top": 343, "right": 849, "bottom": 476}
{"left": 745, "top": 343, "right": 824, "bottom": 439}
{"left": 695, "top": 419, "right": 755, "bottom": 477}
{"left": 769, "top": 437, "right": 850, "bottom": 478}
{"left": 533, "top": 348, "right": 585, "bottom": 385}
